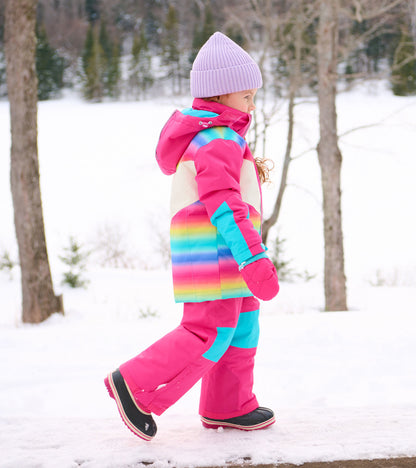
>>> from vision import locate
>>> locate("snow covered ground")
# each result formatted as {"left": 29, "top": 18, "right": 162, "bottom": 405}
{"left": 1, "top": 83, "right": 416, "bottom": 467}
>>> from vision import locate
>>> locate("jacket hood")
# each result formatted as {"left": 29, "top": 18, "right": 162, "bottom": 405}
{"left": 155, "top": 98, "right": 252, "bottom": 175}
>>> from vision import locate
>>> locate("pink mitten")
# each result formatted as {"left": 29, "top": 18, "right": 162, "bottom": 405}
{"left": 240, "top": 258, "right": 279, "bottom": 301}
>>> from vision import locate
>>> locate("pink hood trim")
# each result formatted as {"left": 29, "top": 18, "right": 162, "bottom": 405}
{"left": 155, "top": 99, "right": 251, "bottom": 175}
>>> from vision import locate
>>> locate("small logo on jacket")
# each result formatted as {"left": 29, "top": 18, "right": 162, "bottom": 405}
{"left": 199, "top": 120, "right": 213, "bottom": 128}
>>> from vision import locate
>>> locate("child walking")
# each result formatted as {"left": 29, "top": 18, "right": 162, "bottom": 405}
{"left": 105, "top": 31, "right": 279, "bottom": 441}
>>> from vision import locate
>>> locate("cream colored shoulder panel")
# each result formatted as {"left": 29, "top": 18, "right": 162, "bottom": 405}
{"left": 170, "top": 159, "right": 261, "bottom": 218}
{"left": 240, "top": 159, "right": 261, "bottom": 212}
{"left": 170, "top": 161, "right": 199, "bottom": 217}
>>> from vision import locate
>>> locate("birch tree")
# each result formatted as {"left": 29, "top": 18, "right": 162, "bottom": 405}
{"left": 5, "top": 0, "right": 63, "bottom": 323}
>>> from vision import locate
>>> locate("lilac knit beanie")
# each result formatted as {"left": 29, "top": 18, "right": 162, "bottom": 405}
{"left": 190, "top": 32, "right": 262, "bottom": 98}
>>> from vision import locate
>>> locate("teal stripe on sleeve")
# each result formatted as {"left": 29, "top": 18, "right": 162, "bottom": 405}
{"left": 210, "top": 201, "right": 252, "bottom": 265}
{"left": 238, "top": 251, "right": 269, "bottom": 271}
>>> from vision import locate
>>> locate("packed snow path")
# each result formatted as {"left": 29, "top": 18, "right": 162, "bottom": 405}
{"left": 1, "top": 406, "right": 416, "bottom": 467}
{"left": 1, "top": 271, "right": 416, "bottom": 467}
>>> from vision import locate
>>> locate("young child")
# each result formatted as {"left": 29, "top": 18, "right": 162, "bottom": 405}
{"left": 105, "top": 31, "right": 279, "bottom": 441}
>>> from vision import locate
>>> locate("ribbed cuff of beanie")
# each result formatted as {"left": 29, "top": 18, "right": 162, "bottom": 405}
{"left": 191, "top": 62, "right": 262, "bottom": 98}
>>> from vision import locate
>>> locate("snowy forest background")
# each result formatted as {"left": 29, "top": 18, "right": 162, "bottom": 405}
{"left": 0, "top": 0, "right": 416, "bottom": 102}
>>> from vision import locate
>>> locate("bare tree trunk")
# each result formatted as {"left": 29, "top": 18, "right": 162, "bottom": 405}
{"left": 317, "top": 0, "right": 347, "bottom": 311}
{"left": 262, "top": 89, "right": 295, "bottom": 244}
{"left": 262, "top": 3, "right": 304, "bottom": 244}
{"left": 5, "top": 0, "right": 63, "bottom": 323}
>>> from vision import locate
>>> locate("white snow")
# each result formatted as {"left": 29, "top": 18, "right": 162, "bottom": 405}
{"left": 1, "top": 83, "right": 416, "bottom": 467}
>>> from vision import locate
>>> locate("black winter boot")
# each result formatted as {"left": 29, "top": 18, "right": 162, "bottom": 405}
{"left": 201, "top": 407, "right": 275, "bottom": 431}
{"left": 105, "top": 369, "right": 157, "bottom": 441}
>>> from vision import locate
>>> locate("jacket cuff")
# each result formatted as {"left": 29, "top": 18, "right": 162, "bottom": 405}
{"left": 239, "top": 251, "right": 269, "bottom": 271}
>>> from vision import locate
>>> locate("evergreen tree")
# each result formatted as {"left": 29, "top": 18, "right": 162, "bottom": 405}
{"left": 106, "top": 41, "right": 121, "bottom": 98}
{"left": 201, "top": 5, "right": 215, "bottom": 44}
{"left": 81, "top": 20, "right": 120, "bottom": 101}
{"left": 81, "top": 23, "right": 105, "bottom": 101}
{"left": 366, "top": 34, "right": 386, "bottom": 73}
{"left": 36, "top": 26, "right": 65, "bottom": 100}
{"left": 82, "top": 23, "right": 94, "bottom": 79}
{"left": 348, "top": 19, "right": 400, "bottom": 76}
{"left": 99, "top": 19, "right": 111, "bottom": 61}
{"left": 144, "top": 0, "right": 161, "bottom": 48}
{"left": 129, "top": 28, "right": 154, "bottom": 99}
{"left": 85, "top": 0, "right": 100, "bottom": 24}
{"left": 225, "top": 26, "right": 245, "bottom": 48}
{"left": 391, "top": 28, "right": 416, "bottom": 96}
{"left": 59, "top": 237, "right": 90, "bottom": 288}
{"left": 162, "top": 4, "right": 181, "bottom": 94}
{"left": 189, "top": 5, "right": 216, "bottom": 66}
{"left": 98, "top": 20, "right": 120, "bottom": 98}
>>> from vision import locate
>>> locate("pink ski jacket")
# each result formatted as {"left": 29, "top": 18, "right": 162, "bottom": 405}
{"left": 156, "top": 98, "right": 268, "bottom": 303}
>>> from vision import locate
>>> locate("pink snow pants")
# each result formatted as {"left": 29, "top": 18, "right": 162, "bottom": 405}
{"left": 119, "top": 295, "right": 260, "bottom": 420}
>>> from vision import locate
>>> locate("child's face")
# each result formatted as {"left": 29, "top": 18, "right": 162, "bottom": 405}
{"left": 217, "top": 89, "right": 257, "bottom": 114}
